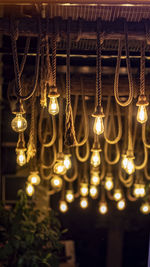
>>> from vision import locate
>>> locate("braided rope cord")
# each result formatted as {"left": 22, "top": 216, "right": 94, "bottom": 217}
{"left": 58, "top": 97, "right": 63, "bottom": 153}
{"left": 127, "top": 103, "right": 133, "bottom": 151}
{"left": 144, "top": 163, "right": 150, "bottom": 180}
{"left": 119, "top": 167, "right": 134, "bottom": 186}
{"left": 40, "top": 40, "right": 47, "bottom": 107}
{"left": 63, "top": 157, "right": 78, "bottom": 182}
{"left": 96, "top": 29, "right": 102, "bottom": 108}
{"left": 127, "top": 188, "right": 137, "bottom": 202}
{"left": 52, "top": 33, "right": 57, "bottom": 86}
{"left": 140, "top": 41, "right": 146, "bottom": 96}
{"left": 142, "top": 123, "right": 150, "bottom": 148}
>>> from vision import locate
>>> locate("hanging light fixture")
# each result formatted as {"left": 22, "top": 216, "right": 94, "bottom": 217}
{"left": 125, "top": 151, "right": 135, "bottom": 175}
{"left": 16, "top": 132, "right": 27, "bottom": 166}
{"left": 80, "top": 182, "right": 88, "bottom": 197}
{"left": 90, "top": 135, "right": 101, "bottom": 167}
{"left": 64, "top": 154, "right": 72, "bottom": 170}
{"left": 11, "top": 100, "right": 27, "bottom": 133}
{"left": 114, "top": 188, "right": 122, "bottom": 201}
{"left": 54, "top": 153, "right": 67, "bottom": 175}
{"left": 80, "top": 197, "right": 88, "bottom": 209}
{"left": 51, "top": 175, "right": 63, "bottom": 190}
{"left": 90, "top": 185, "right": 98, "bottom": 199}
{"left": 117, "top": 198, "right": 126, "bottom": 210}
{"left": 65, "top": 187, "right": 74, "bottom": 203}
{"left": 28, "top": 171, "right": 40, "bottom": 186}
{"left": 104, "top": 172, "right": 114, "bottom": 191}
{"left": 59, "top": 200, "right": 68, "bottom": 213}
{"left": 26, "top": 182, "right": 35, "bottom": 197}
{"left": 90, "top": 168, "right": 100, "bottom": 186}
{"left": 140, "top": 202, "right": 150, "bottom": 214}
{"left": 99, "top": 201, "right": 108, "bottom": 214}
{"left": 121, "top": 153, "right": 128, "bottom": 170}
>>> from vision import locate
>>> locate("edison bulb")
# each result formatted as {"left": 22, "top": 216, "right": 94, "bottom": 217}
{"left": 126, "top": 158, "right": 135, "bottom": 175}
{"left": 80, "top": 197, "right": 88, "bottom": 209}
{"left": 114, "top": 189, "right": 122, "bottom": 201}
{"left": 117, "top": 199, "right": 126, "bottom": 210}
{"left": 51, "top": 175, "right": 63, "bottom": 190}
{"left": 90, "top": 185, "right": 98, "bottom": 199}
{"left": 59, "top": 200, "right": 68, "bottom": 213}
{"left": 99, "top": 202, "right": 108, "bottom": 214}
{"left": 11, "top": 113, "right": 27, "bottom": 132}
{"left": 140, "top": 184, "right": 146, "bottom": 197}
{"left": 133, "top": 184, "right": 141, "bottom": 198}
{"left": 90, "top": 151, "right": 100, "bottom": 167}
{"left": 93, "top": 116, "right": 104, "bottom": 135}
{"left": 105, "top": 175, "right": 114, "bottom": 191}
{"left": 28, "top": 171, "right": 40, "bottom": 186}
{"left": 80, "top": 183, "right": 88, "bottom": 197}
{"left": 48, "top": 97, "right": 59, "bottom": 115}
{"left": 137, "top": 105, "right": 148, "bottom": 124}
{"left": 54, "top": 161, "right": 66, "bottom": 175}
{"left": 16, "top": 149, "right": 26, "bottom": 166}
{"left": 140, "top": 202, "right": 150, "bottom": 214}
{"left": 121, "top": 154, "right": 128, "bottom": 170}
{"left": 26, "top": 183, "right": 34, "bottom": 197}
{"left": 64, "top": 155, "right": 72, "bottom": 170}
{"left": 91, "top": 172, "right": 100, "bottom": 186}
{"left": 66, "top": 190, "right": 74, "bottom": 203}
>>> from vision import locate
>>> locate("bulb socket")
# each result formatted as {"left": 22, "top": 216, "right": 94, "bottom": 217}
{"left": 48, "top": 86, "right": 60, "bottom": 98}
{"left": 12, "top": 100, "right": 25, "bottom": 115}
{"left": 136, "top": 95, "right": 149, "bottom": 107}
{"left": 92, "top": 105, "right": 105, "bottom": 118}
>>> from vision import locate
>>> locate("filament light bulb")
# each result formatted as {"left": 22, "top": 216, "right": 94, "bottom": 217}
{"left": 66, "top": 190, "right": 74, "bottom": 203}
{"left": 48, "top": 97, "right": 59, "bottom": 115}
{"left": 90, "top": 185, "right": 98, "bottom": 199}
{"left": 133, "top": 184, "right": 141, "bottom": 198}
{"left": 80, "top": 197, "right": 88, "bottom": 209}
{"left": 80, "top": 183, "right": 88, "bottom": 197}
{"left": 137, "top": 105, "right": 148, "bottom": 124}
{"left": 28, "top": 171, "right": 40, "bottom": 186}
{"left": 114, "top": 189, "right": 122, "bottom": 201}
{"left": 140, "top": 202, "right": 150, "bottom": 214}
{"left": 117, "top": 199, "right": 126, "bottom": 210}
{"left": 26, "top": 183, "right": 34, "bottom": 197}
{"left": 16, "top": 149, "right": 26, "bottom": 166}
{"left": 126, "top": 158, "right": 135, "bottom": 175}
{"left": 91, "top": 172, "right": 100, "bottom": 186}
{"left": 105, "top": 175, "right": 114, "bottom": 191}
{"left": 11, "top": 113, "right": 27, "bottom": 133}
{"left": 59, "top": 200, "right": 68, "bottom": 213}
{"left": 99, "top": 202, "right": 108, "bottom": 214}
{"left": 121, "top": 154, "right": 128, "bottom": 170}
{"left": 51, "top": 175, "right": 63, "bottom": 190}
{"left": 64, "top": 155, "right": 72, "bottom": 170}
{"left": 54, "top": 161, "right": 66, "bottom": 175}
{"left": 140, "top": 184, "right": 146, "bottom": 197}
{"left": 93, "top": 116, "right": 104, "bottom": 135}
{"left": 90, "top": 151, "right": 100, "bottom": 167}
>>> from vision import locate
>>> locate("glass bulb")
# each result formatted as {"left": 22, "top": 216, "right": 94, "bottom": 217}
{"left": 99, "top": 202, "right": 108, "bottom": 214}
{"left": 93, "top": 116, "right": 104, "bottom": 135}
{"left": 133, "top": 184, "right": 141, "bottom": 198}
{"left": 126, "top": 158, "right": 135, "bottom": 175}
{"left": 90, "top": 185, "right": 98, "bottom": 199}
{"left": 59, "top": 200, "right": 68, "bottom": 213}
{"left": 105, "top": 176, "right": 114, "bottom": 191}
{"left": 16, "top": 150, "right": 26, "bottom": 166}
{"left": 80, "top": 197, "right": 88, "bottom": 209}
{"left": 137, "top": 105, "right": 148, "bottom": 124}
{"left": 66, "top": 190, "right": 74, "bottom": 203}
{"left": 54, "top": 161, "right": 66, "bottom": 175}
{"left": 26, "top": 183, "right": 34, "bottom": 197}
{"left": 140, "top": 202, "right": 150, "bottom": 214}
{"left": 51, "top": 175, "right": 63, "bottom": 190}
{"left": 90, "top": 151, "right": 100, "bottom": 167}
{"left": 80, "top": 183, "right": 88, "bottom": 197}
{"left": 48, "top": 97, "right": 59, "bottom": 115}
{"left": 117, "top": 199, "right": 126, "bottom": 210}
{"left": 11, "top": 113, "right": 27, "bottom": 132}
{"left": 64, "top": 155, "right": 72, "bottom": 170}
{"left": 28, "top": 172, "right": 40, "bottom": 185}
{"left": 114, "top": 189, "right": 122, "bottom": 201}
{"left": 140, "top": 184, "right": 146, "bottom": 197}
{"left": 91, "top": 172, "right": 100, "bottom": 186}
{"left": 121, "top": 155, "right": 128, "bottom": 170}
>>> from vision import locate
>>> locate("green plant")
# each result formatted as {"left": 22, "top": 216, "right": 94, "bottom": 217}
{"left": 0, "top": 190, "right": 63, "bottom": 267}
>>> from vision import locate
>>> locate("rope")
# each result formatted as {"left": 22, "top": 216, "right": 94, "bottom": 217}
{"left": 119, "top": 167, "right": 134, "bottom": 187}
{"left": 144, "top": 164, "right": 150, "bottom": 180}
{"left": 140, "top": 41, "right": 146, "bottom": 96}
{"left": 63, "top": 157, "right": 78, "bottom": 182}
{"left": 40, "top": 39, "right": 47, "bottom": 108}
{"left": 75, "top": 140, "right": 90, "bottom": 162}
{"left": 135, "top": 139, "right": 148, "bottom": 170}
{"left": 52, "top": 33, "right": 57, "bottom": 86}
{"left": 96, "top": 27, "right": 102, "bottom": 107}
{"left": 127, "top": 188, "right": 137, "bottom": 202}
{"left": 142, "top": 123, "right": 150, "bottom": 148}
{"left": 127, "top": 103, "right": 133, "bottom": 151}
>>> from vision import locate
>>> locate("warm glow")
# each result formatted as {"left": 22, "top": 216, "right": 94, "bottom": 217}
{"left": 117, "top": 199, "right": 126, "bottom": 210}
{"left": 28, "top": 172, "right": 40, "bottom": 185}
{"left": 48, "top": 97, "right": 59, "bottom": 115}
{"left": 90, "top": 185, "right": 98, "bottom": 199}
{"left": 16, "top": 150, "right": 26, "bottom": 166}
{"left": 121, "top": 155, "right": 128, "bottom": 170}
{"left": 125, "top": 158, "right": 135, "bottom": 175}
{"left": 11, "top": 113, "right": 27, "bottom": 132}
{"left": 59, "top": 200, "right": 68, "bottom": 213}
{"left": 80, "top": 183, "right": 88, "bottom": 197}
{"left": 51, "top": 175, "right": 63, "bottom": 190}
{"left": 54, "top": 161, "right": 66, "bottom": 175}
{"left": 80, "top": 197, "right": 88, "bottom": 209}
{"left": 99, "top": 202, "right": 108, "bottom": 214}
{"left": 105, "top": 176, "right": 114, "bottom": 191}
{"left": 140, "top": 184, "right": 146, "bottom": 197}
{"left": 64, "top": 155, "right": 72, "bottom": 170}
{"left": 66, "top": 190, "right": 74, "bottom": 203}
{"left": 91, "top": 172, "right": 100, "bottom": 186}
{"left": 140, "top": 202, "right": 150, "bottom": 214}
{"left": 26, "top": 183, "right": 34, "bottom": 197}
{"left": 137, "top": 105, "right": 148, "bottom": 124}
{"left": 90, "top": 151, "right": 101, "bottom": 167}
{"left": 114, "top": 189, "right": 122, "bottom": 201}
{"left": 93, "top": 116, "right": 104, "bottom": 135}
{"left": 133, "top": 184, "right": 146, "bottom": 198}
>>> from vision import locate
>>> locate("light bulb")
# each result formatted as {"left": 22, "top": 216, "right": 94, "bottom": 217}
{"left": 51, "top": 175, "right": 63, "bottom": 190}
{"left": 137, "top": 105, "right": 148, "bottom": 124}
{"left": 90, "top": 185, "right": 98, "bottom": 199}
{"left": 140, "top": 184, "right": 146, "bottom": 197}
{"left": 66, "top": 190, "right": 74, "bottom": 203}
{"left": 133, "top": 184, "right": 141, "bottom": 198}
{"left": 28, "top": 171, "right": 40, "bottom": 186}
{"left": 99, "top": 202, "right": 108, "bottom": 214}
{"left": 64, "top": 155, "right": 72, "bottom": 170}
{"left": 140, "top": 202, "right": 150, "bottom": 214}
{"left": 105, "top": 175, "right": 114, "bottom": 191}
{"left": 80, "top": 183, "right": 88, "bottom": 197}
{"left": 114, "top": 189, "right": 122, "bottom": 201}
{"left": 90, "top": 151, "right": 100, "bottom": 167}
{"left": 93, "top": 116, "right": 104, "bottom": 135}
{"left": 54, "top": 161, "right": 66, "bottom": 175}
{"left": 11, "top": 113, "right": 27, "bottom": 132}
{"left": 91, "top": 172, "right": 100, "bottom": 186}
{"left": 26, "top": 183, "right": 34, "bottom": 197}
{"left": 121, "top": 154, "right": 128, "bottom": 170}
{"left": 59, "top": 200, "right": 68, "bottom": 213}
{"left": 117, "top": 199, "right": 126, "bottom": 210}
{"left": 80, "top": 197, "right": 88, "bottom": 209}
{"left": 48, "top": 97, "right": 59, "bottom": 115}
{"left": 16, "top": 149, "right": 26, "bottom": 166}
{"left": 126, "top": 158, "right": 135, "bottom": 175}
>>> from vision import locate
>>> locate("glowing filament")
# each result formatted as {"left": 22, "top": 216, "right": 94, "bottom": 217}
{"left": 64, "top": 155, "right": 72, "bottom": 170}
{"left": 90, "top": 185, "right": 98, "bottom": 199}
{"left": 137, "top": 105, "right": 148, "bottom": 124}
{"left": 93, "top": 116, "right": 104, "bottom": 135}
{"left": 114, "top": 189, "right": 122, "bottom": 201}
{"left": 51, "top": 175, "right": 63, "bottom": 190}
{"left": 16, "top": 150, "right": 26, "bottom": 166}
{"left": 11, "top": 114, "right": 27, "bottom": 133}
{"left": 99, "top": 202, "right": 108, "bottom": 214}
{"left": 90, "top": 151, "right": 100, "bottom": 167}
{"left": 140, "top": 202, "right": 150, "bottom": 214}
{"left": 91, "top": 172, "right": 100, "bottom": 186}
{"left": 80, "top": 183, "right": 88, "bottom": 197}
{"left": 105, "top": 176, "right": 114, "bottom": 191}
{"left": 48, "top": 97, "right": 59, "bottom": 115}
{"left": 80, "top": 198, "right": 88, "bottom": 209}
{"left": 126, "top": 158, "right": 135, "bottom": 175}
{"left": 59, "top": 200, "right": 68, "bottom": 213}
{"left": 28, "top": 172, "right": 40, "bottom": 186}
{"left": 66, "top": 190, "right": 74, "bottom": 203}
{"left": 26, "top": 183, "right": 34, "bottom": 197}
{"left": 117, "top": 199, "right": 126, "bottom": 210}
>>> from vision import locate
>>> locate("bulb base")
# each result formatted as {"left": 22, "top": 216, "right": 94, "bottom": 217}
{"left": 48, "top": 86, "right": 60, "bottom": 98}
{"left": 136, "top": 95, "right": 149, "bottom": 107}
{"left": 92, "top": 105, "right": 105, "bottom": 118}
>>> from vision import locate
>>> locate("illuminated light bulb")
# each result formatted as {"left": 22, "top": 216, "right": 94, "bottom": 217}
{"left": 114, "top": 189, "right": 122, "bottom": 201}
{"left": 126, "top": 158, "right": 135, "bottom": 175}
{"left": 64, "top": 155, "right": 72, "bottom": 170}
{"left": 54, "top": 161, "right": 66, "bottom": 175}
{"left": 80, "top": 183, "right": 88, "bottom": 197}
{"left": 90, "top": 151, "right": 100, "bottom": 167}
{"left": 117, "top": 199, "right": 126, "bottom": 210}
{"left": 91, "top": 172, "right": 100, "bottom": 186}
{"left": 48, "top": 97, "right": 59, "bottom": 115}
{"left": 140, "top": 184, "right": 146, "bottom": 197}
{"left": 121, "top": 154, "right": 128, "bottom": 170}
{"left": 140, "top": 202, "right": 150, "bottom": 214}
{"left": 51, "top": 175, "right": 63, "bottom": 190}
{"left": 26, "top": 183, "right": 35, "bottom": 197}
{"left": 105, "top": 175, "right": 114, "bottom": 191}
{"left": 137, "top": 105, "right": 148, "bottom": 124}
{"left": 59, "top": 200, "right": 68, "bottom": 213}
{"left": 11, "top": 113, "right": 27, "bottom": 133}
{"left": 28, "top": 171, "right": 40, "bottom": 186}
{"left": 93, "top": 116, "right": 104, "bottom": 135}
{"left": 16, "top": 149, "right": 26, "bottom": 166}
{"left": 80, "top": 197, "right": 88, "bottom": 209}
{"left": 66, "top": 190, "right": 74, "bottom": 203}
{"left": 90, "top": 185, "right": 98, "bottom": 199}
{"left": 99, "top": 202, "right": 108, "bottom": 214}
{"left": 133, "top": 184, "right": 141, "bottom": 198}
